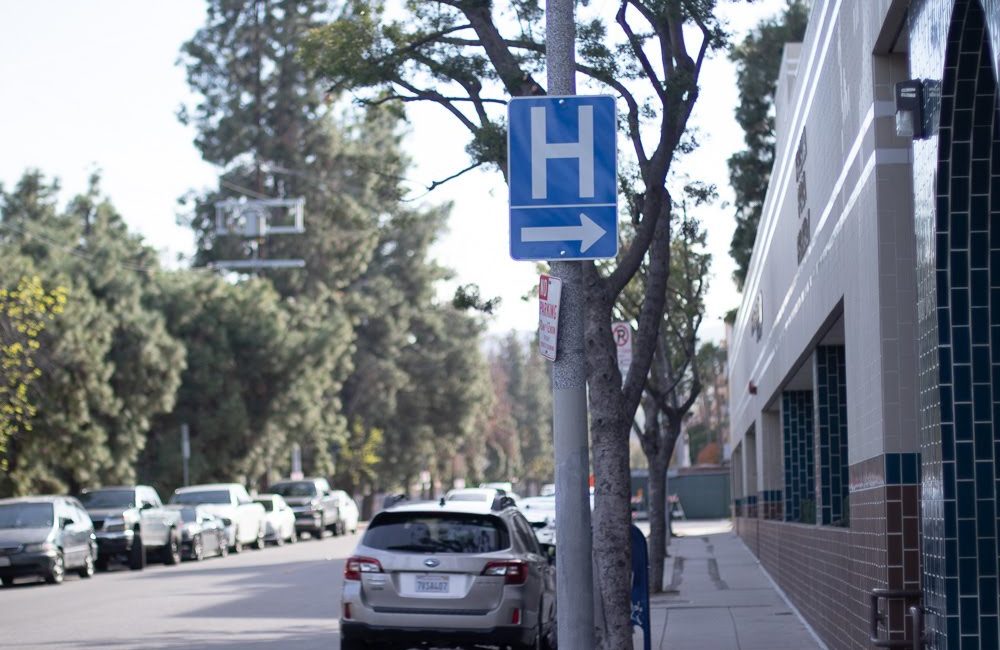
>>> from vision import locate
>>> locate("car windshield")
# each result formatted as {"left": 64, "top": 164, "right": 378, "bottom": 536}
{"left": 256, "top": 499, "right": 274, "bottom": 511}
{"left": 364, "top": 512, "right": 509, "bottom": 554}
{"left": 171, "top": 490, "right": 231, "bottom": 505}
{"left": 79, "top": 489, "right": 135, "bottom": 509}
{"left": 271, "top": 482, "right": 316, "bottom": 497}
{"left": 0, "top": 503, "right": 54, "bottom": 529}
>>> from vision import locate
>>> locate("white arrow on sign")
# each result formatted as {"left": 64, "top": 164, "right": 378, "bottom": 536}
{"left": 521, "top": 212, "right": 607, "bottom": 253}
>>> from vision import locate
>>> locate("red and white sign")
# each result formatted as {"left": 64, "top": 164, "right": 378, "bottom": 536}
{"left": 612, "top": 321, "right": 632, "bottom": 379}
{"left": 538, "top": 274, "right": 563, "bottom": 361}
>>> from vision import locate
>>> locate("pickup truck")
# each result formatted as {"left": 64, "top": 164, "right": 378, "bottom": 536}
{"left": 270, "top": 477, "right": 342, "bottom": 539}
{"left": 79, "top": 485, "right": 183, "bottom": 571}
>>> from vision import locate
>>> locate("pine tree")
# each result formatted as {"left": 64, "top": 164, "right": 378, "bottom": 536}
{"left": 728, "top": 1, "right": 810, "bottom": 290}
{"left": 0, "top": 172, "right": 184, "bottom": 495}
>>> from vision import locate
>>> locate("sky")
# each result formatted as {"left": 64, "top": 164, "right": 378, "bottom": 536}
{"left": 0, "top": 0, "right": 791, "bottom": 342}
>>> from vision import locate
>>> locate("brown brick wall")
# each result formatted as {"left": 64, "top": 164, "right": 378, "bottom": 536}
{"left": 735, "top": 456, "right": 922, "bottom": 649}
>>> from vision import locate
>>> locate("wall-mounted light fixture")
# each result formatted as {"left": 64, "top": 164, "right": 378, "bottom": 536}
{"left": 895, "top": 79, "right": 924, "bottom": 139}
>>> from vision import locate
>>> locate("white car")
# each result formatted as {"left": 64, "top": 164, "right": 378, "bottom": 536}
{"left": 445, "top": 488, "right": 518, "bottom": 508}
{"left": 254, "top": 494, "right": 297, "bottom": 545}
{"left": 330, "top": 490, "right": 359, "bottom": 535}
{"left": 170, "top": 484, "right": 266, "bottom": 553}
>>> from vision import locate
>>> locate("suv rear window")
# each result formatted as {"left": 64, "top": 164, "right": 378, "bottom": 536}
{"left": 364, "top": 512, "right": 510, "bottom": 554}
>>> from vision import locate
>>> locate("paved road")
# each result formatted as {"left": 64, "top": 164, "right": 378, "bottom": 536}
{"left": 0, "top": 532, "right": 358, "bottom": 650}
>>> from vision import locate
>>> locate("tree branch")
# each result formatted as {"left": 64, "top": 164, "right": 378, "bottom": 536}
{"left": 396, "top": 79, "right": 479, "bottom": 132}
{"left": 460, "top": 4, "right": 545, "bottom": 97}
{"left": 617, "top": 1, "right": 665, "bottom": 100}
{"left": 621, "top": 208, "right": 671, "bottom": 417}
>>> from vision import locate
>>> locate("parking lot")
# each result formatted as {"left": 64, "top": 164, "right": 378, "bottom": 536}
{"left": 0, "top": 531, "right": 357, "bottom": 650}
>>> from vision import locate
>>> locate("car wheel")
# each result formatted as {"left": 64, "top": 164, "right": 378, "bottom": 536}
{"left": 254, "top": 528, "right": 266, "bottom": 551}
{"left": 191, "top": 535, "right": 204, "bottom": 562}
{"left": 128, "top": 533, "right": 146, "bottom": 571}
{"left": 288, "top": 527, "right": 298, "bottom": 544}
{"left": 218, "top": 535, "right": 229, "bottom": 558}
{"left": 77, "top": 551, "right": 95, "bottom": 579}
{"left": 45, "top": 551, "right": 65, "bottom": 584}
{"left": 232, "top": 528, "right": 243, "bottom": 554}
{"left": 340, "top": 636, "right": 369, "bottom": 650}
{"left": 2, "top": 576, "right": 14, "bottom": 587}
{"left": 164, "top": 530, "right": 182, "bottom": 565}
{"left": 274, "top": 530, "right": 284, "bottom": 547}
{"left": 95, "top": 556, "right": 109, "bottom": 572}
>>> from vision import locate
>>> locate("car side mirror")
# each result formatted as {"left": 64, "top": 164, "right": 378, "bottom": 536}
{"left": 59, "top": 517, "right": 73, "bottom": 529}
{"left": 540, "top": 543, "right": 556, "bottom": 565}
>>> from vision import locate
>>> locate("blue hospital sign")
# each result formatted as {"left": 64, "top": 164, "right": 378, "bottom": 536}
{"left": 508, "top": 95, "right": 618, "bottom": 261}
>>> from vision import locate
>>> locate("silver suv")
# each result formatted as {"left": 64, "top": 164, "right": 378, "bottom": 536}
{"left": 339, "top": 498, "right": 556, "bottom": 650}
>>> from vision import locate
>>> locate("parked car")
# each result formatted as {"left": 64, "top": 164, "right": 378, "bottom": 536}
{"left": 254, "top": 494, "right": 297, "bottom": 546}
{"left": 519, "top": 496, "right": 557, "bottom": 546}
{"left": 164, "top": 505, "right": 228, "bottom": 561}
{"left": 170, "top": 484, "right": 266, "bottom": 553}
{"left": 479, "top": 482, "right": 524, "bottom": 503}
{"left": 330, "top": 490, "right": 360, "bottom": 535}
{"left": 445, "top": 487, "right": 517, "bottom": 509}
{"left": 270, "top": 478, "right": 340, "bottom": 539}
{"left": 79, "top": 485, "right": 183, "bottom": 570}
{"left": 0, "top": 496, "right": 97, "bottom": 586}
{"left": 340, "top": 498, "right": 556, "bottom": 650}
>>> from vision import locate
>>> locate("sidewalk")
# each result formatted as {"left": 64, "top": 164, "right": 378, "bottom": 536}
{"left": 635, "top": 520, "right": 824, "bottom": 650}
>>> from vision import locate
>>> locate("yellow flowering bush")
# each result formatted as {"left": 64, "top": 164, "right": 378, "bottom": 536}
{"left": 0, "top": 276, "right": 67, "bottom": 471}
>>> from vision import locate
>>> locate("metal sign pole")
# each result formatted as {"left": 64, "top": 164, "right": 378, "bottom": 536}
{"left": 547, "top": 1, "right": 595, "bottom": 648}
{"left": 181, "top": 423, "right": 190, "bottom": 487}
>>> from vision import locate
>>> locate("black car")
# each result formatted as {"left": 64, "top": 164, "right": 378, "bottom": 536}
{"left": 0, "top": 496, "right": 97, "bottom": 586}
{"left": 165, "top": 505, "right": 229, "bottom": 561}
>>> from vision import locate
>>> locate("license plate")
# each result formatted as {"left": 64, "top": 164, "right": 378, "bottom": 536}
{"left": 0, "top": 557, "right": 10, "bottom": 567}
{"left": 415, "top": 575, "right": 449, "bottom": 594}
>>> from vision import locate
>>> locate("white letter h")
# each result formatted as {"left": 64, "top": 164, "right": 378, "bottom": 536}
{"left": 530, "top": 105, "right": 594, "bottom": 200}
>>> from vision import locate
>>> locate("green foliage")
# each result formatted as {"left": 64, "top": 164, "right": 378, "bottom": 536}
{"left": 140, "top": 272, "right": 352, "bottom": 494}
{"left": 337, "top": 420, "right": 383, "bottom": 496}
{"left": 178, "top": 0, "right": 492, "bottom": 497}
{"left": 0, "top": 172, "right": 184, "bottom": 496}
{"left": 475, "top": 333, "right": 553, "bottom": 490}
{"left": 728, "top": 1, "right": 810, "bottom": 290}
{"left": 179, "top": 0, "right": 397, "bottom": 295}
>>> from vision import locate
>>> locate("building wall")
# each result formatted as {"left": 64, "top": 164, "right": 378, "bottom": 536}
{"left": 910, "top": 0, "right": 1000, "bottom": 647}
{"left": 730, "top": 0, "right": 1000, "bottom": 648}
{"left": 727, "top": 0, "right": 929, "bottom": 647}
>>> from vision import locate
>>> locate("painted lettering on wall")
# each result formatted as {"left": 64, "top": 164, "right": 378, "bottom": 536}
{"left": 795, "top": 131, "right": 810, "bottom": 264}
{"left": 750, "top": 291, "right": 763, "bottom": 343}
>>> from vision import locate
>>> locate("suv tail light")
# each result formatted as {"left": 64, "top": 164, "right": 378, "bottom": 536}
{"left": 482, "top": 560, "right": 528, "bottom": 585}
{"left": 344, "top": 555, "right": 382, "bottom": 581}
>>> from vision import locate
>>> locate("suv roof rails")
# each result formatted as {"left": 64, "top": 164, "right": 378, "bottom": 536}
{"left": 382, "top": 493, "right": 409, "bottom": 509}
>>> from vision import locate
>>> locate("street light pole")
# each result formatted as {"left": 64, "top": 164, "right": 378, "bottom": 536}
{"left": 180, "top": 423, "right": 190, "bottom": 487}
{"left": 547, "top": 1, "right": 595, "bottom": 648}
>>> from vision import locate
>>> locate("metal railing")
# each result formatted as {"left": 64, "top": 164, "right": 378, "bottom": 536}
{"left": 869, "top": 588, "right": 923, "bottom": 648}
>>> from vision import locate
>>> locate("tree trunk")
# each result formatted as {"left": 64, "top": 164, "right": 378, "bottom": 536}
{"left": 586, "top": 305, "right": 634, "bottom": 650}
{"left": 647, "top": 453, "right": 668, "bottom": 593}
